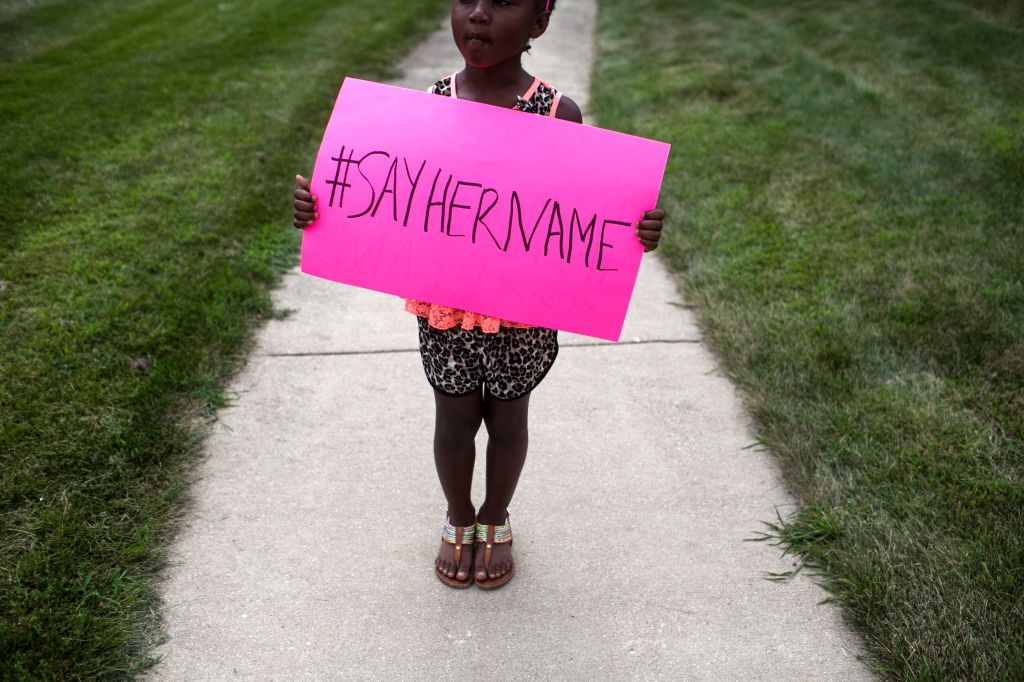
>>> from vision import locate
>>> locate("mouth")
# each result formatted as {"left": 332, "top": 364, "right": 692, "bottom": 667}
{"left": 465, "top": 32, "right": 491, "bottom": 45}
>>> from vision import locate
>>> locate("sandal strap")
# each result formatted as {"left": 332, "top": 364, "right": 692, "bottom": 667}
{"left": 442, "top": 515, "right": 476, "bottom": 545}
{"left": 475, "top": 513, "right": 512, "bottom": 544}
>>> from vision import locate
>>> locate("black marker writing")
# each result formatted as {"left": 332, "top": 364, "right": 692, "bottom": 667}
{"left": 424, "top": 169, "right": 452, "bottom": 233}
{"left": 371, "top": 156, "right": 401, "bottom": 222}
{"left": 472, "top": 188, "right": 501, "bottom": 248}
{"left": 597, "top": 219, "right": 628, "bottom": 271}
{"left": 567, "top": 208, "right": 597, "bottom": 267}
{"left": 348, "top": 150, "right": 389, "bottom": 219}
{"left": 446, "top": 180, "right": 481, "bottom": 238}
{"left": 504, "top": 192, "right": 552, "bottom": 253}
{"left": 326, "top": 145, "right": 358, "bottom": 209}
{"left": 544, "top": 201, "right": 565, "bottom": 259}
{"left": 323, "top": 142, "right": 629, "bottom": 274}
{"left": 402, "top": 158, "right": 427, "bottom": 227}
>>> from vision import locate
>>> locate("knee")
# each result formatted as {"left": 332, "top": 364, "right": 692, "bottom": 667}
{"left": 484, "top": 412, "right": 528, "bottom": 447}
{"left": 435, "top": 412, "right": 482, "bottom": 446}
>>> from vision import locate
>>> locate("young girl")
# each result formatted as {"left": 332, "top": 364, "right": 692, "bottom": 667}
{"left": 292, "top": 0, "right": 666, "bottom": 589}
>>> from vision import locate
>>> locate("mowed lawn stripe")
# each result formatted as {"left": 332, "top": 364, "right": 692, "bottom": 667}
{"left": 1, "top": 0, "right": 366, "bottom": 251}
{"left": 592, "top": 0, "right": 1022, "bottom": 678}
{"left": 0, "top": 1, "right": 448, "bottom": 678}
{"left": 0, "top": 0, "right": 171, "bottom": 62}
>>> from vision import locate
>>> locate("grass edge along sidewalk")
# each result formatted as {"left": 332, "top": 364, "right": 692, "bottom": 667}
{"left": 0, "top": 1, "right": 450, "bottom": 678}
{"left": 589, "top": 0, "right": 1024, "bottom": 678}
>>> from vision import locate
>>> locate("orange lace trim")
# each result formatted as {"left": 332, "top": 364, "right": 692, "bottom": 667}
{"left": 404, "top": 298, "right": 534, "bottom": 334}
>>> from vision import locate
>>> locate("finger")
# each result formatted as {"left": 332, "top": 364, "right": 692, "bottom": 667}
{"left": 637, "top": 219, "right": 662, "bottom": 230}
{"left": 294, "top": 199, "right": 316, "bottom": 213}
{"left": 637, "top": 228, "right": 661, "bottom": 241}
{"left": 292, "top": 178, "right": 318, "bottom": 202}
{"left": 640, "top": 239, "right": 658, "bottom": 252}
{"left": 644, "top": 209, "right": 666, "bottom": 220}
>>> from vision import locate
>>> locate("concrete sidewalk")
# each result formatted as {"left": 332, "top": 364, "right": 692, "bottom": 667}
{"left": 147, "top": 3, "right": 875, "bottom": 679}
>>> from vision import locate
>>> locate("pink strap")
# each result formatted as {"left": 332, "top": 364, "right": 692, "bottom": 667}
{"left": 520, "top": 76, "right": 542, "bottom": 102}
{"left": 548, "top": 91, "right": 562, "bottom": 118}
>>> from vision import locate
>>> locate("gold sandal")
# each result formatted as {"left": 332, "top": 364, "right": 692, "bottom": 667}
{"left": 474, "top": 512, "right": 514, "bottom": 590}
{"left": 435, "top": 513, "right": 476, "bottom": 588}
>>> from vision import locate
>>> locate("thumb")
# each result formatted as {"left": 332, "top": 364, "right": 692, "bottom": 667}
{"left": 295, "top": 174, "right": 310, "bottom": 188}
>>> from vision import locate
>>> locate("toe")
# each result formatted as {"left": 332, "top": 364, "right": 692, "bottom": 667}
{"left": 456, "top": 550, "right": 471, "bottom": 581}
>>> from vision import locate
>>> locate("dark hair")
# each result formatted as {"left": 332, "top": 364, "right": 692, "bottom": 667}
{"left": 525, "top": 0, "right": 555, "bottom": 53}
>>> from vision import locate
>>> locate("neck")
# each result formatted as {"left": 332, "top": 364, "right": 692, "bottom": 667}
{"left": 461, "top": 57, "right": 529, "bottom": 95}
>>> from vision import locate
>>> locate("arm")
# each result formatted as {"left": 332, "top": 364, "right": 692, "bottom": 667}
{"left": 553, "top": 95, "right": 583, "bottom": 125}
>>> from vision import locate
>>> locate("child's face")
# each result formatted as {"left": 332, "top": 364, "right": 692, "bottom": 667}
{"left": 451, "top": 0, "right": 546, "bottom": 68}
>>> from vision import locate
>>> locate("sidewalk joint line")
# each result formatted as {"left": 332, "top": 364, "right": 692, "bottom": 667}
{"left": 262, "top": 338, "right": 702, "bottom": 357}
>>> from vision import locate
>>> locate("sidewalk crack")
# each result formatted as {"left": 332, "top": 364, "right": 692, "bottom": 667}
{"left": 262, "top": 338, "right": 702, "bottom": 357}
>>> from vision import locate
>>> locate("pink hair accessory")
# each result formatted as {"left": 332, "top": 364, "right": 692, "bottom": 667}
{"left": 545, "top": 0, "right": 551, "bottom": 10}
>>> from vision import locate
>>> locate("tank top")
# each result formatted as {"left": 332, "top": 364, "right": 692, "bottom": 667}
{"left": 403, "top": 71, "right": 564, "bottom": 334}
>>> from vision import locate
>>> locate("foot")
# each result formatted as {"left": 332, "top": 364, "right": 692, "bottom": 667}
{"left": 474, "top": 509, "right": 512, "bottom": 582}
{"left": 436, "top": 509, "right": 475, "bottom": 582}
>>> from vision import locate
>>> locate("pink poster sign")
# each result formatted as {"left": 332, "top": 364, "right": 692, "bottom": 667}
{"left": 301, "top": 77, "right": 670, "bottom": 342}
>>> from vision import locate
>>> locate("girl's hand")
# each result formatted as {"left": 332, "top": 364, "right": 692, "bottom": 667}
{"left": 292, "top": 174, "right": 319, "bottom": 229}
{"left": 637, "top": 208, "right": 666, "bottom": 252}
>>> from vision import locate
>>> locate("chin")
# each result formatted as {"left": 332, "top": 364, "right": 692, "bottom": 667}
{"left": 466, "top": 49, "right": 518, "bottom": 69}
{"left": 462, "top": 54, "right": 496, "bottom": 68}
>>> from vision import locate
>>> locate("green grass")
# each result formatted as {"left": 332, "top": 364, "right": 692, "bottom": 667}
{"left": 590, "top": 0, "right": 1022, "bottom": 678}
{"left": 0, "top": 0, "right": 449, "bottom": 677}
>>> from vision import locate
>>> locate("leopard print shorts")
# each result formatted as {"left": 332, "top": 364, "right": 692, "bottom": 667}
{"left": 417, "top": 317, "right": 559, "bottom": 401}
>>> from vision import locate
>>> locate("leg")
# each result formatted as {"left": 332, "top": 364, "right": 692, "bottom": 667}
{"left": 474, "top": 390, "right": 531, "bottom": 581}
{"left": 433, "top": 387, "right": 483, "bottom": 580}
